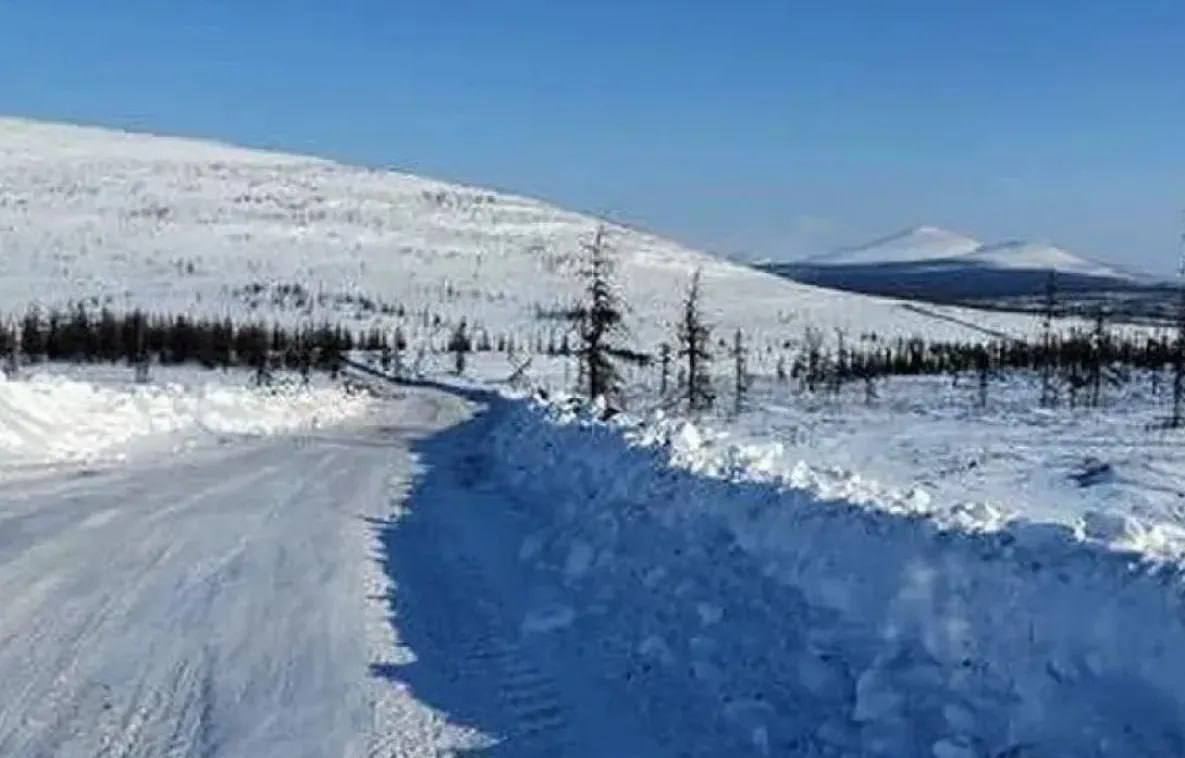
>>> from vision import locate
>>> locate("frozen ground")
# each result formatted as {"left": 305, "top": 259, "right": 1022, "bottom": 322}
{"left": 723, "top": 371, "right": 1185, "bottom": 561}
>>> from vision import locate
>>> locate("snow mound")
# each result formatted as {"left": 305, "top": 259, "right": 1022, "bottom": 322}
{"left": 0, "top": 371, "right": 369, "bottom": 470}
{"left": 484, "top": 394, "right": 1185, "bottom": 756}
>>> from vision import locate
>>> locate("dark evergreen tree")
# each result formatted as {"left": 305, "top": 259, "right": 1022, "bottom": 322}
{"left": 677, "top": 270, "right": 714, "bottom": 412}
{"left": 1040, "top": 269, "right": 1058, "bottom": 408}
{"left": 20, "top": 308, "right": 44, "bottom": 363}
{"left": 732, "top": 328, "right": 749, "bottom": 415}
{"left": 658, "top": 342, "right": 672, "bottom": 396}
{"left": 562, "top": 226, "right": 648, "bottom": 405}
{"left": 447, "top": 319, "right": 472, "bottom": 375}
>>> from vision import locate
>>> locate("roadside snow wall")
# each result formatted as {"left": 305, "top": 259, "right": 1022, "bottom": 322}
{"left": 486, "top": 397, "right": 1185, "bottom": 757}
{"left": 0, "top": 372, "right": 369, "bottom": 469}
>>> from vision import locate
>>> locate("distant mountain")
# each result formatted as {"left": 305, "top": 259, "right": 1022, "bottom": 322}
{"left": 807, "top": 226, "right": 982, "bottom": 266}
{"left": 763, "top": 226, "right": 1149, "bottom": 303}
{"left": 963, "top": 240, "right": 1132, "bottom": 279}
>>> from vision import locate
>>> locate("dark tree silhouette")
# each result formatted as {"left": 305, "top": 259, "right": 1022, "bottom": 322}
{"left": 678, "top": 270, "right": 714, "bottom": 412}
{"left": 448, "top": 319, "right": 472, "bottom": 375}
{"left": 731, "top": 328, "right": 749, "bottom": 416}
{"left": 1040, "top": 269, "right": 1058, "bottom": 408}
{"left": 563, "top": 226, "right": 648, "bottom": 406}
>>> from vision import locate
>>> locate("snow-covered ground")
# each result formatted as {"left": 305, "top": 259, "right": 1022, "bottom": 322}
{"left": 485, "top": 388, "right": 1185, "bottom": 756}
{"left": 0, "top": 383, "right": 487, "bottom": 757}
{"left": 4, "top": 117, "right": 1185, "bottom": 756}
{"left": 0, "top": 366, "right": 370, "bottom": 474}
{"left": 725, "top": 372, "right": 1185, "bottom": 560}
{"left": 0, "top": 116, "right": 1070, "bottom": 353}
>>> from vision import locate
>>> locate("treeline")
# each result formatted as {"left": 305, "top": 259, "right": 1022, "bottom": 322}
{"left": 792, "top": 324, "right": 1170, "bottom": 387}
{"left": 0, "top": 306, "right": 355, "bottom": 373}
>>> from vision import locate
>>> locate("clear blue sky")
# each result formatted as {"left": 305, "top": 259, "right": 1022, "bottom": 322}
{"left": 1, "top": 1, "right": 1183, "bottom": 271}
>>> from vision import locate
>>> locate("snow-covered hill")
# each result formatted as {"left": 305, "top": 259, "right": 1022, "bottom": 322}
{"left": 0, "top": 118, "right": 1049, "bottom": 349}
{"left": 772, "top": 225, "right": 1144, "bottom": 301}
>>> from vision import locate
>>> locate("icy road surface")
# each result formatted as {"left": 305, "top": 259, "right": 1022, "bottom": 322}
{"left": 0, "top": 387, "right": 659, "bottom": 757}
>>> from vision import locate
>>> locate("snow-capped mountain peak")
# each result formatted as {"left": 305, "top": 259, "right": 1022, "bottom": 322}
{"left": 808, "top": 225, "right": 982, "bottom": 265}
{"left": 966, "top": 240, "right": 1129, "bottom": 279}
{"left": 806, "top": 225, "right": 1136, "bottom": 282}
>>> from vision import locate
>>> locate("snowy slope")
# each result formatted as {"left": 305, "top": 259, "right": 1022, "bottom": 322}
{"left": 0, "top": 117, "right": 1050, "bottom": 348}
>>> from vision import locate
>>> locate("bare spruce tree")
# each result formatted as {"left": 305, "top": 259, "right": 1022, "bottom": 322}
{"left": 658, "top": 342, "right": 672, "bottom": 396}
{"left": 1089, "top": 307, "right": 1110, "bottom": 408}
{"left": 132, "top": 310, "right": 151, "bottom": 384}
{"left": 563, "top": 226, "right": 647, "bottom": 406}
{"left": 802, "top": 326, "right": 825, "bottom": 393}
{"left": 732, "top": 328, "right": 749, "bottom": 415}
{"left": 975, "top": 345, "right": 990, "bottom": 409}
{"left": 1040, "top": 269, "right": 1058, "bottom": 408}
{"left": 678, "top": 270, "right": 714, "bottom": 412}
{"left": 3, "top": 319, "right": 19, "bottom": 379}
{"left": 448, "top": 319, "right": 471, "bottom": 375}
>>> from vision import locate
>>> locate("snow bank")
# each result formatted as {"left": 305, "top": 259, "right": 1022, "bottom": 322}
{"left": 486, "top": 396, "right": 1185, "bottom": 756}
{"left": 0, "top": 371, "right": 370, "bottom": 469}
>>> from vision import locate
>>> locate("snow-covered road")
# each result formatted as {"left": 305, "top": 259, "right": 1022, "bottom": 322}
{"left": 0, "top": 387, "right": 667, "bottom": 757}
{"left": 0, "top": 389, "right": 462, "bottom": 757}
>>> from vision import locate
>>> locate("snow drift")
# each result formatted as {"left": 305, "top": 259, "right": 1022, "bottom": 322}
{"left": 483, "top": 394, "right": 1185, "bottom": 756}
{"left": 0, "top": 371, "right": 369, "bottom": 470}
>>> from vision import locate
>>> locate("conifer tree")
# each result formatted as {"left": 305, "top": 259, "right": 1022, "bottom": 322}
{"left": 1040, "top": 269, "right": 1058, "bottom": 408}
{"left": 678, "top": 270, "right": 714, "bottom": 412}
{"left": 563, "top": 226, "right": 648, "bottom": 405}
{"left": 448, "top": 319, "right": 472, "bottom": 375}
{"left": 732, "top": 328, "right": 749, "bottom": 415}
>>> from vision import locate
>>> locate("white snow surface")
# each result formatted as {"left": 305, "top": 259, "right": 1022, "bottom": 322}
{"left": 3, "top": 117, "right": 1183, "bottom": 756}
{"left": 0, "top": 117, "right": 1053, "bottom": 348}
{"left": 487, "top": 390, "right": 1185, "bottom": 756}
{"left": 0, "top": 384, "right": 489, "bottom": 757}
{"left": 5, "top": 358, "right": 1185, "bottom": 755}
{"left": 0, "top": 367, "right": 369, "bottom": 472}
